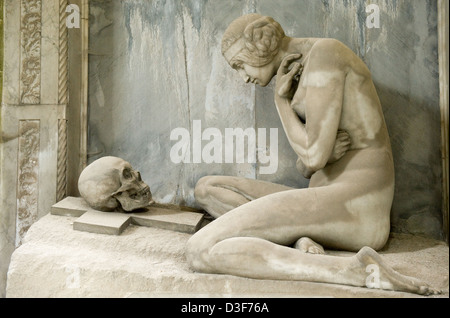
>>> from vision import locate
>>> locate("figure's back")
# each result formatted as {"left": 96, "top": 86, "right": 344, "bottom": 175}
{"left": 301, "top": 38, "right": 393, "bottom": 152}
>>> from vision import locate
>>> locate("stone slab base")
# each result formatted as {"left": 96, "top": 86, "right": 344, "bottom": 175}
{"left": 51, "top": 197, "right": 205, "bottom": 235}
{"left": 6, "top": 214, "right": 449, "bottom": 298}
{"left": 74, "top": 211, "right": 132, "bottom": 235}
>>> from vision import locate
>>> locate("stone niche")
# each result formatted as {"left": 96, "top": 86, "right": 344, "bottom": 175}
{"left": 88, "top": 0, "right": 445, "bottom": 240}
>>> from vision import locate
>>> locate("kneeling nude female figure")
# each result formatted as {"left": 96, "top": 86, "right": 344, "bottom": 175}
{"left": 186, "top": 14, "right": 439, "bottom": 295}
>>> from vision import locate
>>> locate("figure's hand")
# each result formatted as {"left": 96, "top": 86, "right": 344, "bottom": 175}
{"left": 328, "top": 130, "right": 351, "bottom": 164}
{"left": 276, "top": 54, "right": 303, "bottom": 99}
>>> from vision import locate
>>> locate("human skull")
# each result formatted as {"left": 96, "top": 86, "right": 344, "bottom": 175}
{"left": 78, "top": 156, "right": 154, "bottom": 212}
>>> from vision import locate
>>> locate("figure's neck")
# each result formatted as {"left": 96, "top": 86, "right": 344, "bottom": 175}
{"left": 275, "top": 37, "right": 318, "bottom": 68}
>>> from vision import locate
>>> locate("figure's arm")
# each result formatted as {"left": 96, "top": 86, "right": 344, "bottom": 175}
{"left": 275, "top": 50, "right": 347, "bottom": 178}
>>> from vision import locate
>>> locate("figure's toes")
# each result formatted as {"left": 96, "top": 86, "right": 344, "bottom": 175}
{"left": 420, "top": 286, "right": 442, "bottom": 296}
{"left": 356, "top": 246, "right": 441, "bottom": 296}
{"left": 294, "top": 237, "right": 325, "bottom": 255}
{"left": 308, "top": 246, "right": 325, "bottom": 255}
{"left": 296, "top": 243, "right": 308, "bottom": 253}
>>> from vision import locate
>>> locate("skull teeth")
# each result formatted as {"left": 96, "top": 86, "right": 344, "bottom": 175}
{"left": 141, "top": 187, "right": 151, "bottom": 197}
{"left": 129, "top": 187, "right": 151, "bottom": 200}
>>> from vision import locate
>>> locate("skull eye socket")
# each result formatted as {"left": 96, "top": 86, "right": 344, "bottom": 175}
{"left": 122, "top": 168, "right": 133, "bottom": 180}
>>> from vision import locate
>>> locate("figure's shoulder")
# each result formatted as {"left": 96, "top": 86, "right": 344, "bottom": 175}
{"left": 308, "top": 38, "right": 357, "bottom": 68}
{"left": 310, "top": 38, "right": 352, "bottom": 52}
{"left": 310, "top": 38, "right": 356, "bottom": 57}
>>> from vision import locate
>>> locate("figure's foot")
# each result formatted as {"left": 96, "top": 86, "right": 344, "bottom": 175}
{"left": 294, "top": 237, "right": 325, "bottom": 255}
{"left": 356, "top": 246, "right": 442, "bottom": 296}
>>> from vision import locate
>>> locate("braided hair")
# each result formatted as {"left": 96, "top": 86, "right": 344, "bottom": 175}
{"left": 222, "top": 14, "right": 286, "bottom": 67}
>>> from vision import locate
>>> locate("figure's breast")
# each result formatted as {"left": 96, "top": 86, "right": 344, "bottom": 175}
{"left": 289, "top": 52, "right": 315, "bottom": 122}
{"left": 291, "top": 64, "right": 388, "bottom": 150}
{"left": 291, "top": 88, "right": 307, "bottom": 121}
{"left": 290, "top": 59, "right": 310, "bottom": 122}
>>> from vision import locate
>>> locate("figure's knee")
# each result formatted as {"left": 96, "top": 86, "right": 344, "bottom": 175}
{"left": 194, "top": 176, "right": 212, "bottom": 204}
{"left": 186, "top": 230, "right": 215, "bottom": 274}
{"left": 194, "top": 176, "right": 223, "bottom": 208}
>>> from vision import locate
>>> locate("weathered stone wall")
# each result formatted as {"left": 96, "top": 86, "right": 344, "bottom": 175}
{"left": 0, "top": 0, "right": 68, "bottom": 298}
{"left": 88, "top": 0, "right": 443, "bottom": 239}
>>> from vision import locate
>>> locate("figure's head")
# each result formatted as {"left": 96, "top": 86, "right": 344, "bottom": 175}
{"left": 222, "top": 14, "right": 286, "bottom": 86}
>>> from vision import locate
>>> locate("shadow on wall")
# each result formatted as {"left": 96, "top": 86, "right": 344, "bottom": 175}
{"left": 375, "top": 82, "right": 443, "bottom": 240}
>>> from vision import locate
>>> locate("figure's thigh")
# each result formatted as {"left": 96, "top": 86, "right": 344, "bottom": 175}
{"left": 195, "top": 176, "right": 294, "bottom": 218}
{"left": 193, "top": 185, "right": 361, "bottom": 251}
{"left": 197, "top": 176, "right": 294, "bottom": 200}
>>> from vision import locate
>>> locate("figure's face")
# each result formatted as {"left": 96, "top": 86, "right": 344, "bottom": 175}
{"left": 230, "top": 60, "right": 276, "bottom": 87}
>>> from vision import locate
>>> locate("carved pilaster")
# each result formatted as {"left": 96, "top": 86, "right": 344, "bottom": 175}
{"left": 438, "top": 0, "right": 449, "bottom": 243}
{"left": 59, "top": 0, "right": 69, "bottom": 105}
{"left": 20, "top": 0, "right": 42, "bottom": 105}
{"left": 16, "top": 120, "right": 41, "bottom": 247}
{"left": 57, "top": 0, "right": 69, "bottom": 202}
{"left": 57, "top": 119, "right": 68, "bottom": 202}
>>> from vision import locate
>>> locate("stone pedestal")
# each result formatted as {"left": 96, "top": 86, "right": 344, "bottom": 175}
{"left": 6, "top": 214, "right": 449, "bottom": 298}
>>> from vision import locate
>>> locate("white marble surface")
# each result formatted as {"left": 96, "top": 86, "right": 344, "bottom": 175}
{"left": 6, "top": 214, "right": 449, "bottom": 298}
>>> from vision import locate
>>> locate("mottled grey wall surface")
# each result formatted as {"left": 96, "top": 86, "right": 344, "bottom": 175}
{"left": 88, "top": 0, "right": 443, "bottom": 239}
